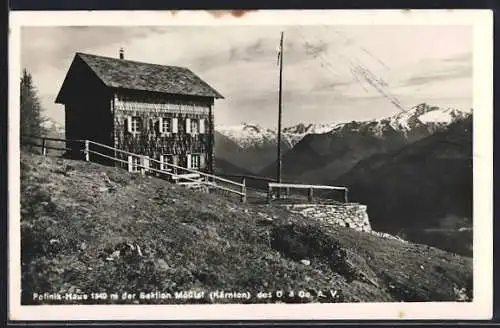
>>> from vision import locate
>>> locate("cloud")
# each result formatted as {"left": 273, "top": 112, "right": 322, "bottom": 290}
{"left": 310, "top": 80, "right": 354, "bottom": 92}
{"left": 21, "top": 26, "right": 165, "bottom": 72}
{"left": 442, "top": 52, "right": 473, "bottom": 63}
{"left": 304, "top": 39, "right": 329, "bottom": 58}
{"left": 20, "top": 25, "right": 473, "bottom": 128}
{"left": 402, "top": 53, "right": 473, "bottom": 87}
{"left": 405, "top": 66, "right": 472, "bottom": 87}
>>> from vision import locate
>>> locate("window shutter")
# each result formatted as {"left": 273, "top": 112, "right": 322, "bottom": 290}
{"left": 199, "top": 119, "right": 205, "bottom": 134}
{"left": 158, "top": 117, "right": 163, "bottom": 134}
{"left": 172, "top": 118, "right": 178, "bottom": 133}
{"left": 128, "top": 156, "right": 133, "bottom": 172}
{"left": 186, "top": 154, "right": 192, "bottom": 169}
{"left": 142, "top": 156, "right": 150, "bottom": 170}
{"left": 200, "top": 153, "right": 206, "bottom": 169}
{"left": 126, "top": 116, "right": 132, "bottom": 133}
{"left": 160, "top": 155, "right": 164, "bottom": 171}
{"left": 185, "top": 118, "right": 191, "bottom": 134}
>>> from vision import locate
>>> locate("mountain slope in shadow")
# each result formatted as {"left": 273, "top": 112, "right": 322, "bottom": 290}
{"left": 333, "top": 116, "right": 473, "bottom": 236}
{"left": 214, "top": 157, "right": 254, "bottom": 176}
{"left": 215, "top": 130, "right": 291, "bottom": 174}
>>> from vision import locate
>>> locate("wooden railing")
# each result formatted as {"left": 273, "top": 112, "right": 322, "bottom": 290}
{"left": 21, "top": 135, "right": 247, "bottom": 202}
{"left": 86, "top": 140, "right": 247, "bottom": 202}
{"left": 267, "top": 182, "right": 349, "bottom": 204}
{"left": 215, "top": 173, "right": 276, "bottom": 191}
{"left": 21, "top": 135, "right": 75, "bottom": 155}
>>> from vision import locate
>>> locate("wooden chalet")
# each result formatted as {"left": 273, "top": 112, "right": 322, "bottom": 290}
{"left": 55, "top": 50, "right": 223, "bottom": 174}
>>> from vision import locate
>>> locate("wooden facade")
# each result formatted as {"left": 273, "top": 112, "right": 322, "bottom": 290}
{"left": 112, "top": 91, "right": 215, "bottom": 173}
{"left": 55, "top": 52, "right": 223, "bottom": 174}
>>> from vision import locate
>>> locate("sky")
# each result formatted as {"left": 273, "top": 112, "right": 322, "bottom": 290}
{"left": 20, "top": 24, "right": 473, "bottom": 129}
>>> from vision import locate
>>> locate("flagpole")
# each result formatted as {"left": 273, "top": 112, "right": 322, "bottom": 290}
{"left": 277, "top": 31, "right": 284, "bottom": 192}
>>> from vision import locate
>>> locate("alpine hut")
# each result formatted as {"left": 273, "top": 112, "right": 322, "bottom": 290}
{"left": 55, "top": 49, "right": 223, "bottom": 174}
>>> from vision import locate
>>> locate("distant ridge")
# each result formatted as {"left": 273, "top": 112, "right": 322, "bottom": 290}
{"left": 258, "top": 103, "right": 470, "bottom": 181}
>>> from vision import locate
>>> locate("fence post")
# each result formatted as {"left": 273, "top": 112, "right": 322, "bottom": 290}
{"left": 41, "top": 138, "right": 47, "bottom": 156}
{"left": 344, "top": 188, "right": 349, "bottom": 203}
{"left": 308, "top": 187, "right": 314, "bottom": 202}
{"left": 267, "top": 185, "right": 272, "bottom": 204}
{"left": 84, "top": 140, "right": 89, "bottom": 161}
{"left": 140, "top": 156, "right": 145, "bottom": 175}
{"left": 241, "top": 178, "right": 246, "bottom": 203}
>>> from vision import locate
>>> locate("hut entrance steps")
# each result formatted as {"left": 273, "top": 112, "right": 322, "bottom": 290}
{"left": 172, "top": 172, "right": 207, "bottom": 191}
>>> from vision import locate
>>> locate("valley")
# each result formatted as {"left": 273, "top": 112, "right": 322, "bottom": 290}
{"left": 216, "top": 104, "right": 473, "bottom": 256}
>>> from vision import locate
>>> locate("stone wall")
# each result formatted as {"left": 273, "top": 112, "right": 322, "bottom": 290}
{"left": 283, "top": 203, "right": 372, "bottom": 232}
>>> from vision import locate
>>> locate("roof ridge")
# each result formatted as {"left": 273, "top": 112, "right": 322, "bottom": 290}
{"left": 76, "top": 52, "right": 188, "bottom": 70}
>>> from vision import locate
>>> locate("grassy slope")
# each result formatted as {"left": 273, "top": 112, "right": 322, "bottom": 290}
{"left": 20, "top": 152, "right": 472, "bottom": 305}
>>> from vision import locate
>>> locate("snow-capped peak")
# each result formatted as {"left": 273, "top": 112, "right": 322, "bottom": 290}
{"left": 283, "top": 123, "right": 340, "bottom": 135}
{"left": 282, "top": 123, "right": 340, "bottom": 145}
{"left": 216, "top": 103, "right": 470, "bottom": 148}
{"left": 216, "top": 123, "right": 278, "bottom": 148}
{"left": 388, "top": 103, "right": 469, "bottom": 131}
{"left": 216, "top": 122, "right": 340, "bottom": 148}
{"left": 417, "top": 107, "right": 469, "bottom": 125}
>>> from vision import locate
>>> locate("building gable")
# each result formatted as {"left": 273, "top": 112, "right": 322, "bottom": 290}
{"left": 55, "top": 55, "right": 109, "bottom": 104}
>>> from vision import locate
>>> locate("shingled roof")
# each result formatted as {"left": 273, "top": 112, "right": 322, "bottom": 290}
{"left": 65, "top": 52, "right": 223, "bottom": 99}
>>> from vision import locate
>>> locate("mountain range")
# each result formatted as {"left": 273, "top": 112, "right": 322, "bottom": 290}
{"left": 333, "top": 116, "right": 473, "bottom": 256}
{"left": 260, "top": 103, "right": 470, "bottom": 182}
{"left": 334, "top": 115, "right": 472, "bottom": 229}
{"left": 216, "top": 103, "right": 470, "bottom": 178}
{"left": 214, "top": 123, "right": 338, "bottom": 173}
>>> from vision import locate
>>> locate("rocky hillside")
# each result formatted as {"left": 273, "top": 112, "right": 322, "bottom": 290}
{"left": 333, "top": 117, "right": 473, "bottom": 256}
{"left": 21, "top": 152, "right": 472, "bottom": 305}
{"left": 259, "top": 103, "right": 471, "bottom": 182}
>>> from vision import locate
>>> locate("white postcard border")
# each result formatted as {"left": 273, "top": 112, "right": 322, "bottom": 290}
{"left": 8, "top": 9, "right": 494, "bottom": 321}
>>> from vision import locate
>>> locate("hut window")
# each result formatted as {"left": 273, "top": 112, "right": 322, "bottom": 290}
{"left": 160, "top": 154, "right": 177, "bottom": 170}
{"left": 159, "top": 117, "right": 178, "bottom": 134}
{"left": 162, "top": 118, "right": 170, "bottom": 133}
{"left": 128, "top": 156, "right": 141, "bottom": 173}
{"left": 127, "top": 116, "right": 142, "bottom": 134}
{"left": 190, "top": 154, "right": 201, "bottom": 169}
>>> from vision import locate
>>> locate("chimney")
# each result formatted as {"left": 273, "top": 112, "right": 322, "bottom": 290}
{"left": 119, "top": 48, "right": 124, "bottom": 60}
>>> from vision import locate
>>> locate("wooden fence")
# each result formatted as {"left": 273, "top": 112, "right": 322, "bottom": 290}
{"left": 267, "top": 182, "right": 349, "bottom": 204}
{"left": 217, "top": 173, "right": 349, "bottom": 204}
{"left": 21, "top": 135, "right": 72, "bottom": 156}
{"left": 215, "top": 173, "right": 276, "bottom": 191}
{"left": 21, "top": 135, "right": 247, "bottom": 203}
